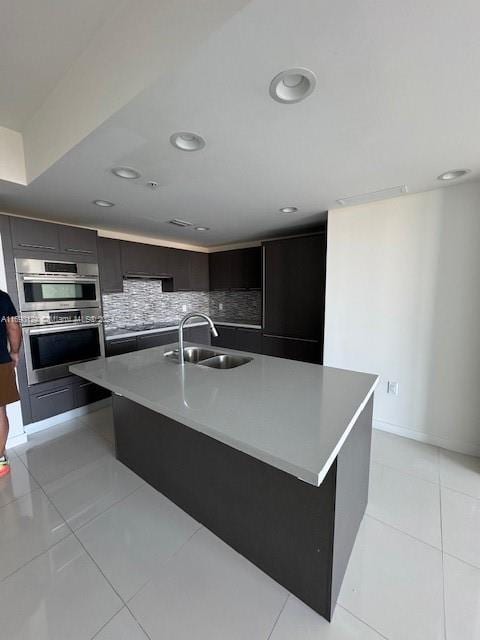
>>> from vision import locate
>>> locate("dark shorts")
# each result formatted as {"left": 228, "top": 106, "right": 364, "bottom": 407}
{"left": 0, "top": 362, "right": 20, "bottom": 407}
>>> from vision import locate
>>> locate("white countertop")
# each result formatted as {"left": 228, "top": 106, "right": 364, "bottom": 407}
{"left": 71, "top": 345, "right": 378, "bottom": 486}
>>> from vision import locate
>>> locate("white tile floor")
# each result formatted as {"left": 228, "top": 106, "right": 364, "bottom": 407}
{"left": 1, "top": 408, "right": 480, "bottom": 639}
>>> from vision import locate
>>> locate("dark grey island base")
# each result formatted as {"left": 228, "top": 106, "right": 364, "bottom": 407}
{"left": 112, "top": 394, "right": 373, "bottom": 620}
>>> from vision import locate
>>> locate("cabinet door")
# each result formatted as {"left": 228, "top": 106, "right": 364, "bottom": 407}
{"left": 263, "top": 234, "right": 326, "bottom": 340}
{"left": 209, "top": 251, "right": 231, "bottom": 290}
{"left": 168, "top": 249, "right": 191, "bottom": 290}
{"left": 211, "top": 325, "right": 237, "bottom": 349}
{"left": 236, "top": 328, "right": 262, "bottom": 354}
{"left": 137, "top": 330, "right": 177, "bottom": 350}
{"left": 229, "top": 248, "right": 261, "bottom": 289}
{"left": 241, "top": 247, "right": 262, "bottom": 289}
{"left": 73, "top": 380, "right": 111, "bottom": 408}
{"left": 30, "top": 384, "right": 74, "bottom": 422}
{"left": 184, "top": 325, "right": 210, "bottom": 345}
{"left": 98, "top": 237, "right": 123, "bottom": 293}
{"left": 59, "top": 226, "right": 97, "bottom": 256}
{"left": 121, "top": 242, "right": 170, "bottom": 277}
{"left": 11, "top": 217, "right": 60, "bottom": 252}
{"left": 189, "top": 251, "right": 209, "bottom": 291}
{"left": 262, "top": 334, "right": 321, "bottom": 364}
{"left": 105, "top": 337, "right": 138, "bottom": 357}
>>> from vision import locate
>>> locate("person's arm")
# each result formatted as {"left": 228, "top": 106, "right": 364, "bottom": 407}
{"left": 6, "top": 319, "right": 22, "bottom": 367}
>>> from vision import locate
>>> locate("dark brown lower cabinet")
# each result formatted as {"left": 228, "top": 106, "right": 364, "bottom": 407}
{"left": 105, "top": 337, "right": 138, "bottom": 357}
{"left": 73, "top": 380, "right": 111, "bottom": 408}
{"left": 211, "top": 325, "right": 237, "bottom": 348}
{"left": 262, "top": 334, "right": 322, "bottom": 364}
{"left": 212, "top": 325, "right": 262, "bottom": 354}
{"left": 28, "top": 375, "right": 110, "bottom": 423}
{"left": 184, "top": 325, "right": 210, "bottom": 344}
{"left": 137, "top": 331, "right": 177, "bottom": 351}
{"left": 235, "top": 328, "right": 262, "bottom": 354}
{"left": 30, "top": 384, "right": 75, "bottom": 422}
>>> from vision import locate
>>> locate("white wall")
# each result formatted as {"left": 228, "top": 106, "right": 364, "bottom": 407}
{"left": 324, "top": 182, "right": 480, "bottom": 456}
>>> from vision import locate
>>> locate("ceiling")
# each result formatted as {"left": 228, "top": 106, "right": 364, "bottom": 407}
{"left": 1, "top": 0, "right": 480, "bottom": 247}
{"left": 0, "top": 0, "right": 122, "bottom": 130}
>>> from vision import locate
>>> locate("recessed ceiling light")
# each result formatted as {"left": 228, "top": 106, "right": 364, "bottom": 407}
{"left": 195, "top": 226, "right": 210, "bottom": 231}
{"left": 437, "top": 169, "right": 470, "bottom": 181}
{"left": 111, "top": 167, "right": 141, "bottom": 179}
{"left": 170, "top": 132, "right": 206, "bottom": 152}
{"left": 93, "top": 199, "right": 115, "bottom": 207}
{"left": 279, "top": 206, "right": 298, "bottom": 214}
{"left": 269, "top": 68, "right": 316, "bottom": 104}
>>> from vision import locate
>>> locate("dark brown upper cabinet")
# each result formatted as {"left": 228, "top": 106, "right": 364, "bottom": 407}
{"left": 120, "top": 241, "right": 170, "bottom": 278}
{"left": 209, "top": 247, "right": 261, "bottom": 290}
{"left": 11, "top": 217, "right": 60, "bottom": 252}
{"left": 168, "top": 249, "right": 191, "bottom": 291}
{"left": 189, "top": 251, "right": 209, "bottom": 291}
{"left": 98, "top": 237, "right": 123, "bottom": 294}
{"left": 58, "top": 226, "right": 97, "bottom": 256}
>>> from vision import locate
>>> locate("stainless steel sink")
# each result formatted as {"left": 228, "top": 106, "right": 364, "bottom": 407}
{"left": 165, "top": 347, "right": 219, "bottom": 363}
{"left": 199, "top": 354, "right": 253, "bottom": 369}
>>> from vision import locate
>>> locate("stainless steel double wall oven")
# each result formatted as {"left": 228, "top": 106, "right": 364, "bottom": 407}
{"left": 16, "top": 258, "right": 105, "bottom": 385}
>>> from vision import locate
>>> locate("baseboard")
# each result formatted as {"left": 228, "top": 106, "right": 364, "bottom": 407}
{"left": 373, "top": 419, "right": 480, "bottom": 457}
{"left": 25, "top": 398, "right": 111, "bottom": 436}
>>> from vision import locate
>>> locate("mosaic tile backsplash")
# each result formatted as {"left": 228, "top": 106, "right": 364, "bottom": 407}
{"left": 209, "top": 290, "right": 262, "bottom": 324}
{"left": 102, "top": 279, "right": 262, "bottom": 330}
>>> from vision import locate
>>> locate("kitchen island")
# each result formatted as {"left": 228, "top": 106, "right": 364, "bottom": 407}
{"left": 71, "top": 344, "right": 378, "bottom": 621}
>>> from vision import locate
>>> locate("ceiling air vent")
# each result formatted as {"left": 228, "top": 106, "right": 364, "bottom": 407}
{"left": 167, "top": 218, "right": 193, "bottom": 227}
{"left": 336, "top": 185, "right": 408, "bottom": 207}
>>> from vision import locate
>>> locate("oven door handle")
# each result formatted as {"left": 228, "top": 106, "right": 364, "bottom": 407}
{"left": 28, "top": 323, "right": 103, "bottom": 335}
{"left": 21, "top": 276, "right": 99, "bottom": 283}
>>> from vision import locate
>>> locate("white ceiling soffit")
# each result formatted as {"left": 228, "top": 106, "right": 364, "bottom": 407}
{"left": 1, "top": 0, "right": 480, "bottom": 246}
{"left": 0, "top": 0, "right": 251, "bottom": 184}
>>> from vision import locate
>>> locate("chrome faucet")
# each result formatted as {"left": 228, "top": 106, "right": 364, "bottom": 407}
{"left": 178, "top": 312, "right": 218, "bottom": 366}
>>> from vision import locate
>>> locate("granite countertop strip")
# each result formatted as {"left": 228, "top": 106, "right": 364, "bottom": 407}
{"left": 106, "top": 319, "right": 262, "bottom": 340}
{"left": 71, "top": 344, "right": 379, "bottom": 486}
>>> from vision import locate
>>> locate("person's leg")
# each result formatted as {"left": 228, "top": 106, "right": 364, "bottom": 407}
{"left": 0, "top": 405, "right": 9, "bottom": 457}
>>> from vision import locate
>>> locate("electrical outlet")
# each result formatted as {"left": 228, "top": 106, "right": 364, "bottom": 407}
{"left": 219, "top": 303, "right": 224, "bottom": 311}
{"left": 387, "top": 381, "right": 399, "bottom": 396}
{"left": 182, "top": 304, "right": 187, "bottom": 312}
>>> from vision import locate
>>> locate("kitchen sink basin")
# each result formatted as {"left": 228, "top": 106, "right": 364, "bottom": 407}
{"left": 199, "top": 354, "right": 253, "bottom": 369}
{"left": 164, "top": 347, "right": 219, "bottom": 363}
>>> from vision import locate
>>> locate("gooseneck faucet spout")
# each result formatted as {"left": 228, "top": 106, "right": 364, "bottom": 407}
{"left": 178, "top": 313, "right": 218, "bottom": 366}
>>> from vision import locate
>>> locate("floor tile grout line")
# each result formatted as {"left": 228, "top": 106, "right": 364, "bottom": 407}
{"left": 0, "top": 529, "right": 72, "bottom": 584}
{"left": 443, "top": 550, "right": 480, "bottom": 572}
{"left": 365, "top": 513, "right": 442, "bottom": 553}
{"left": 439, "top": 482, "right": 480, "bottom": 503}
{"left": 125, "top": 524, "right": 205, "bottom": 607}
{"left": 63, "top": 479, "right": 146, "bottom": 533}
{"left": 74, "top": 482, "right": 149, "bottom": 535}
{"left": 336, "top": 604, "right": 390, "bottom": 639}
{"left": 439, "top": 483, "right": 448, "bottom": 640}
{"left": 370, "top": 456, "right": 440, "bottom": 487}
{"left": 265, "top": 592, "right": 290, "bottom": 640}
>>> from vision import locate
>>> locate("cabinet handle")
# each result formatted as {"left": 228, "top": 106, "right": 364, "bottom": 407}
{"left": 36, "top": 388, "right": 69, "bottom": 400}
{"left": 19, "top": 243, "right": 56, "bottom": 250}
{"left": 65, "top": 248, "right": 93, "bottom": 254}
{"left": 78, "top": 382, "right": 92, "bottom": 389}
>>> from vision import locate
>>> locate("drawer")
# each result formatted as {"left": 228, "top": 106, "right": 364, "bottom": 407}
{"left": 30, "top": 385, "right": 74, "bottom": 422}
{"left": 73, "top": 380, "right": 111, "bottom": 408}
{"left": 105, "top": 337, "right": 138, "bottom": 357}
